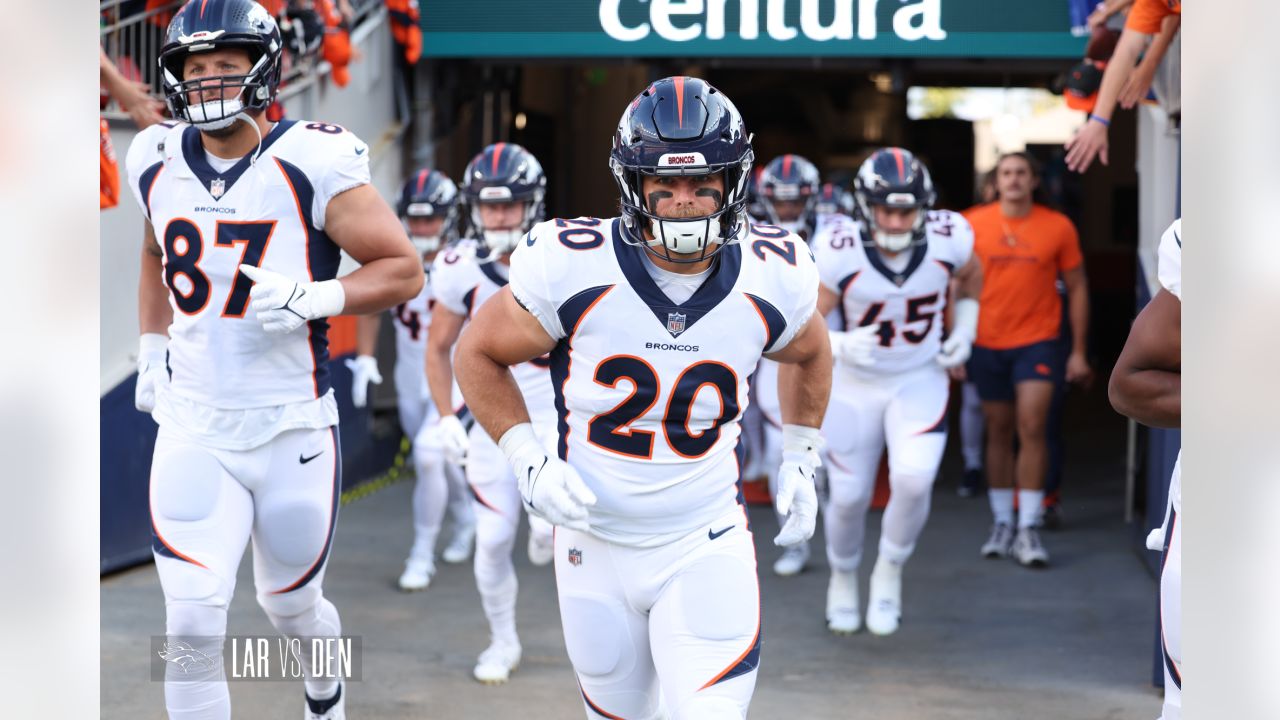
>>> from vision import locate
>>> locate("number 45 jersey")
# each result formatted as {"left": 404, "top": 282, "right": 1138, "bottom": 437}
{"left": 510, "top": 217, "right": 818, "bottom": 547}
{"left": 125, "top": 120, "right": 369, "bottom": 428}
{"left": 813, "top": 210, "right": 974, "bottom": 376}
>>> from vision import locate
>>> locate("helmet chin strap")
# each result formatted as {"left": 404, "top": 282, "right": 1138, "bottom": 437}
{"left": 648, "top": 217, "right": 722, "bottom": 255}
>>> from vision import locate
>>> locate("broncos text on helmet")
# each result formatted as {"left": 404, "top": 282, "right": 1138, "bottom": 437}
{"left": 460, "top": 142, "right": 546, "bottom": 259}
{"left": 610, "top": 76, "right": 755, "bottom": 263}
{"left": 159, "top": 0, "right": 283, "bottom": 131}
{"left": 759, "top": 154, "right": 821, "bottom": 240}
{"left": 853, "top": 147, "right": 937, "bottom": 253}
{"left": 398, "top": 168, "right": 459, "bottom": 257}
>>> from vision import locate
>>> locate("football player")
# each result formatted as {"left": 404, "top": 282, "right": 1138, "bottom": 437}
{"left": 814, "top": 181, "right": 854, "bottom": 219}
{"left": 127, "top": 1, "right": 423, "bottom": 718}
{"left": 348, "top": 168, "right": 477, "bottom": 591}
{"left": 813, "top": 148, "right": 983, "bottom": 636}
{"left": 751, "top": 153, "right": 823, "bottom": 577}
{"left": 454, "top": 76, "right": 832, "bottom": 720}
{"left": 757, "top": 154, "right": 821, "bottom": 242}
{"left": 423, "top": 142, "right": 557, "bottom": 683}
{"left": 1109, "top": 218, "right": 1180, "bottom": 720}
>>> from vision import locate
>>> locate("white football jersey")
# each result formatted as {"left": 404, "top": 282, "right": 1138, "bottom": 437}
{"left": 510, "top": 218, "right": 819, "bottom": 547}
{"left": 390, "top": 265, "right": 435, "bottom": 402}
{"left": 1158, "top": 218, "right": 1182, "bottom": 515}
{"left": 813, "top": 210, "right": 974, "bottom": 376}
{"left": 431, "top": 240, "right": 556, "bottom": 425}
{"left": 126, "top": 119, "right": 369, "bottom": 447}
{"left": 1158, "top": 218, "right": 1182, "bottom": 301}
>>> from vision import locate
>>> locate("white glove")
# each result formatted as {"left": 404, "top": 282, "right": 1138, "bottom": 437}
{"left": 239, "top": 264, "right": 346, "bottom": 334}
{"left": 937, "top": 298, "right": 979, "bottom": 369}
{"left": 774, "top": 424, "right": 823, "bottom": 547}
{"left": 135, "top": 333, "right": 169, "bottom": 413}
{"left": 434, "top": 414, "right": 471, "bottom": 465}
{"left": 344, "top": 355, "right": 383, "bottom": 408}
{"left": 500, "top": 423, "right": 596, "bottom": 532}
{"left": 829, "top": 324, "right": 879, "bottom": 368}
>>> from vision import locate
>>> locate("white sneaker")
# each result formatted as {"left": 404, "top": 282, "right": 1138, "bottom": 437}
{"left": 527, "top": 529, "right": 554, "bottom": 567}
{"left": 441, "top": 522, "right": 476, "bottom": 564}
{"left": 981, "top": 523, "right": 1015, "bottom": 558}
{"left": 473, "top": 640, "right": 522, "bottom": 684}
{"left": 305, "top": 682, "right": 345, "bottom": 719}
{"left": 865, "top": 560, "right": 903, "bottom": 636}
{"left": 772, "top": 542, "right": 810, "bottom": 577}
{"left": 398, "top": 556, "right": 436, "bottom": 592}
{"left": 826, "top": 569, "right": 861, "bottom": 635}
{"left": 1011, "top": 526, "right": 1050, "bottom": 568}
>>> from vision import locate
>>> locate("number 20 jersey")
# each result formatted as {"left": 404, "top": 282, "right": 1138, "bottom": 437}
{"left": 813, "top": 210, "right": 974, "bottom": 376}
{"left": 510, "top": 218, "right": 818, "bottom": 547}
{"left": 126, "top": 120, "right": 368, "bottom": 415}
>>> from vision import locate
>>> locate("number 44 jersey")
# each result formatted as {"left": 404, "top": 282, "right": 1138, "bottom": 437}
{"left": 510, "top": 217, "right": 818, "bottom": 547}
{"left": 125, "top": 119, "right": 369, "bottom": 422}
{"left": 813, "top": 210, "right": 975, "bottom": 376}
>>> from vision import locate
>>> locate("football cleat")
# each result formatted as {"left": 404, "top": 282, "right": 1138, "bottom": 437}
{"left": 772, "top": 542, "right": 811, "bottom": 577}
{"left": 473, "top": 640, "right": 522, "bottom": 685}
{"left": 304, "top": 682, "right": 344, "bottom": 720}
{"left": 865, "top": 560, "right": 903, "bottom": 636}
{"left": 398, "top": 556, "right": 436, "bottom": 592}
{"left": 826, "top": 569, "right": 861, "bottom": 635}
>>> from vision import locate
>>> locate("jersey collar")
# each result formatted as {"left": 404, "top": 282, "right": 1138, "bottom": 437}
{"left": 860, "top": 226, "right": 928, "bottom": 287}
{"left": 611, "top": 218, "right": 742, "bottom": 339}
{"left": 181, "top": 119, "right": 295, "bottom": 202}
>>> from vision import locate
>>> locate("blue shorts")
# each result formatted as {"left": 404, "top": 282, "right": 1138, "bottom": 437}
{"left": 967, "top": 340, "right": 1061, "bottom": 403}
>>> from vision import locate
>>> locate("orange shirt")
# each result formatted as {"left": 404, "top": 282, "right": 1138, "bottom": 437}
{"left": 100, "top": 118, "right": 120, "bottom": 210}
{"left": 963, "top": 202, "right": 1083, "bottom": 350}
{"left": 1125, "top": 0, "right": 1181, "bottom": 35}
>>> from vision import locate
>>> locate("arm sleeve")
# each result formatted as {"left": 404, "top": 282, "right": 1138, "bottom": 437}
{"left": 1157, "top": 218, "right": 1182, "bottom": 300}
{"left": 312, "top": 132, "right": 371, "bottom": 231}
{"left": 771, "top": 239, "right": 821, "bottom": 351}
{"left": 429, "top": 251, "right": 472, "bottom": 317}
{"left": 124, "top": 123, "right": 168, "bottom": 221}
{"left": 508, "top": 223, "right": 568, "bottom": 340}
{"left": 811, "top": 218, "right": 853, "bottom": 292}
{"left": 1057, "top": 217, "right": 1085, "bottom": 272}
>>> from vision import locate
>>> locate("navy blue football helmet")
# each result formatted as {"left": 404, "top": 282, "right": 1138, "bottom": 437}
{"left": 398, "top": 168, "right": 459, "bottom": 256}
{"left": 610, "top": 76, "right": 754, "bottom": 263}
{"left": 759, "top": 154, "right": 821, "bottom": 238}
{"left": 159, "top": 0, "right": 283, "bottom": 130}
{"left": 460, "top": 142, "right": 546, "bottom": 257}
{"left": 815, "top": 182, "right": 854, "bottom": 217}
{"left": 852, "top": 147, "right": 936, "bottom": 252}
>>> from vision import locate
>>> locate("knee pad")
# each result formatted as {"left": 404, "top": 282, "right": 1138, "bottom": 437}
{"left": 255, "top": 500, "right": 332, "bottom": 568}
{"left": 412, "top": 432, "right": 445, "bottom": 471}
{"left": 152, "top": 448, "right": 225, "bottom": 523}
{"left": 474, "top": 517, "right": 516, "bottom": 560}
{"left": 674, "top": 696, "right": 744, "bottom": 720}
{"left": 888, "top": 473, "right": 934, "bottom": 502}
{"left": 559, "top": 594, "right": 633, "bottom": 678}
{"left": 257, "top": 583, "right": 322, "bottom": 621}
{"left": 165, "top": 601, "right": 229, "bottom": 638}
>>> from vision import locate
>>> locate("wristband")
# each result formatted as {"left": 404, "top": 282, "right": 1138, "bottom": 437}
{"left": 951, "top": 298, "right": 980, "bottom": 340}
{"left": 1088, "top": 114, "right": 1110, "bottom": 128}
{"left": 310, "top": 278, "right": 347, "bottom": 319}
{"left": 782, "top": 424, "right": 824, "bottom": 457}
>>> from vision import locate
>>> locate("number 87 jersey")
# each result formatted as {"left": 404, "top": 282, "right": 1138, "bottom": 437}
{"left": 510, "top": 217, "right": 819, "bottom": 548}
{"left": 125, "top": 119, "right": 369, "bottom": 410}
{"left": 813, "top": 210, "right": 974, "bottom": 375}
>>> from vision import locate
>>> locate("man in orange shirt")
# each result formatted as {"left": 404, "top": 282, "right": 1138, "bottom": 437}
{"left": 962, "top": 152, "right": 1092, "bottom": 567}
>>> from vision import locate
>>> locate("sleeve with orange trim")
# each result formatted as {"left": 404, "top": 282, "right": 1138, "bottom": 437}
{"left": 100, "top": 118, "right": 120, "bottom": 210}
{"left": 508, "top": 219, "right": 569, "bottom": 339}
{"left": 763, "top": 228, "right": 820, "bottom": 351}
{"left": 1055, "top": 213, "right": 1085, "bottom": 272}
{"left": 1124, "top": 0, "right": 1179, "bottom": 35}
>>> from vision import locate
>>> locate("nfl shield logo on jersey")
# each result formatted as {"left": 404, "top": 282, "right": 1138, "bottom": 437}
{"left": 568, "top": 548, "right": 583, "bottom": 567}
{"left": 210, "top": 178, "right": 226, "bottom": 199}
{"left": 667, "top": 312, "right": 687, "bottom": 336}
